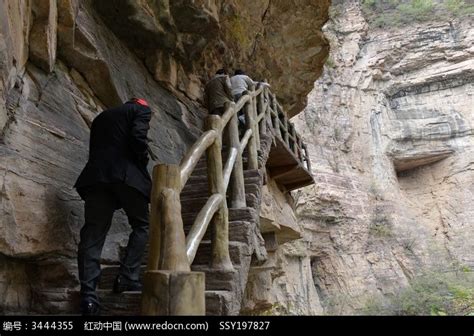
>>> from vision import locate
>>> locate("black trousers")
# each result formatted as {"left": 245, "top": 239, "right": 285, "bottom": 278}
{"left": 77, "top": 183, "right": 149, "bottom": 305}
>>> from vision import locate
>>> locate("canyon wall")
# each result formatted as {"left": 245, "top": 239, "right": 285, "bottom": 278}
{"left": 0, "top": 0, "right": 329, "bottom": 313}
{"left": 288, "top": 0, "right": 473, "bottom": 314}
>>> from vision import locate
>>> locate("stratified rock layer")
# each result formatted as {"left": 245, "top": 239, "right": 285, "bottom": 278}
{"left": 0, "top": 0, "right": 329, "bottom": 313}
{"left": 290, "top": 2, "right": 473, "bottom": 313}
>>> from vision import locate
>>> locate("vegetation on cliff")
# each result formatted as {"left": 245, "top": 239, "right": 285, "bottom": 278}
{"left": 360, "top": 0, "right": 474, "bottom": 27}
{"left": 364, "top": 268, "right": 474, "bottom": 315}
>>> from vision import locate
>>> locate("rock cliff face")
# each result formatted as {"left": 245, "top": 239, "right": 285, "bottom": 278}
{"left": 287, "top": 1, "right": 473, "bottom": 314}
{"left": 0, "top": 0, "right": 329, "bottom": 313}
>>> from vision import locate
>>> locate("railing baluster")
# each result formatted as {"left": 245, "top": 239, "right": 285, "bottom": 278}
{"left": 283, "top": 113, "right": 290, "bottom": 147}
{"left": 245, "top": 97, "right": 259, "bottom": 170}
{"left": 290, "top": 123, "right": 298, "bottom": 156}
{"left": 186, "top": 194, "right": 223, "bottom": 263}
{"left": 265, "top": 88, "right": 271, "bottom": 135}
{"left": 146, "top": 164, "right": 189, "bottom": 272}
{"left": 205, "top": 116, "right": 233, "bottom": 271}
{"left": 227, "top": 110, "right": 246, "bottom": 208}
{"left": 271, "top": 94, "right": 281, "bottom": 138}
{"left": 251, "top": 87, "right": 260, "bottom": 147}
{"left": 257, "top": 86, "right": 266, "bottom": 136}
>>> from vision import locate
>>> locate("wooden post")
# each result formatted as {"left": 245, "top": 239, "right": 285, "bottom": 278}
{"left": 257, "top": 86, "right": 266, "bottom": 136}
{"left": 265, "top": 88, "right": 271, "bottom": 134}
{"left": 271, "top": 94, "right": 281, "bottom": 138}
{"left": 227, "top": 112, "right": 246, "bottom": 208}
{"left": 290, "top": 124, "right": 298, "bottom": 155}
{"left": 142, "top": 271, "right": 205, "bottom": 315}
{"left": 245, "top": 99, "right": 259, "bottom": 170}
{"left": 142, "top": 164, "right": 203, "bottom": 316}
{"left": 249, "top": 89, "right": 259, "bottom": 149}
{"left": 206, "top": 116, "right": 233, "bottom": 271}
{"left": 146, "top": 164, "right": 189, "bottom": 272}
{"left": 282, "top": 112, "right": 290, "bottom": 147}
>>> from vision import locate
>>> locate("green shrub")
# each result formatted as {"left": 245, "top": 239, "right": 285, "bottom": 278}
{"left": 397, "top": 0, "right": 435, "bottom": 21}
{"left": 227, "top": 16, "right": 251, "bottom": 49}
{"left": 373, "top": 14, "right": 390, "bottom": 27}
{"left": 369, "top": 208, "right": 392, "bottom": 238}
{"left": 362, "top": 270, "right": 474, "bottom": 315}
{"left": 444, "top": 0, "right": 467, "bottom": 13}
{"left": 325, "top": 56, "right": 336, "bottom": 68}
{"left": 444, "top": 0, "right": 474, "bottom": 15}
{"left": 369, "top": 222, "right": 393, "bottom": 237}
{"left": 363, "top": 0, "right": 377, "bottom": 7}
{"left": 361, "top": 0, "right": 474, "bottom": 27}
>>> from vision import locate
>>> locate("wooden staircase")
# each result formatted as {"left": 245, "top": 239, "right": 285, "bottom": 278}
{"left": 97, "top": 137, "right": 272, "bottom": 315}
{"left": 74, "top": 84, "right": 313, "bottom": 315}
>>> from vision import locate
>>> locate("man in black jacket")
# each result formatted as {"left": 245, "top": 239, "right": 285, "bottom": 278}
{"left": 74, "top": 98, "right": 152, "bottom": 315}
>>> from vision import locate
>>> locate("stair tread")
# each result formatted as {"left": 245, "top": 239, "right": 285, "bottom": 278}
{"left": 114, "top": 240, "right": 249, "bottom": 269}
{"left": 93, "top": 289, "right": 235, "bottom": 315}
{"left": 97, "top": 150, "right": 265, "bottom": 315}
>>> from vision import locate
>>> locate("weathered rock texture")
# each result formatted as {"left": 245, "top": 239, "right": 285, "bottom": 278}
{"left": 0, "top": 0, "right": 329, "bottom": 314}
{"left": 289, "top": 1, "right": 474, "bottom": 314}
{"left": 242, "top": 177, "right": 324, "bottom": 315}
{"left": 91, "top": 0, "right": 330, "bottom": 116}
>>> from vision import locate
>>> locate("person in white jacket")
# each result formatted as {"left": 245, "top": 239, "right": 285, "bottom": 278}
{"left": 230, "top": 69, "right": 257, "bottom": 102}
{"left": 230, "top": 69, "right": 270, "bottom": 130}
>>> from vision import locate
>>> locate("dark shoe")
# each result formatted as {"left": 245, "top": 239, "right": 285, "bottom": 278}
{"left": 81, "top": 301, "right": 100, "bottom": 316}
{"left": 113, "top": 274, "right": 143, "bottom": 293}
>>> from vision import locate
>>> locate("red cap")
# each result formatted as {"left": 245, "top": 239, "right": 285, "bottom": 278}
{"left": 131, "top": 98, "right": 149, "bottom": 107}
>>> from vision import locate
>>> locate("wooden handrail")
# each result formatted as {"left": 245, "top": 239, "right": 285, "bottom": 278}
{"left": 252, "top": 86, "right": 264, "bottom": 98}
{"left": 185, "top": 193, "right": 223, "bottom": 264}
{"left": 256, "top": 107, "right": 267, "bottom": 123}
{"left": 240, "top": 128, "right": 253, "bottom": 154}
{"left": 220, "top": 102, "right": 237, "bottom": 132}
{"left": 147, "top": 84, "right": 311, "bottom": 275}
{"left": 180, "top": 130, "right": 218, "bottom": 189}
{"left": 233, "top": 94, "right": 251, "bottom": 115}
{"left": 220, "top": 86, "right": 261, "bottom": 132}
{"left": 227, "top": 110, "right": 246, "bottom": 209}
{"left": 223, "top": 147, "right": 238, "bottom": 190}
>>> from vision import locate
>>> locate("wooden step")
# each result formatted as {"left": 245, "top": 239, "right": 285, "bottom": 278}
{"left": 185, "top": 174, "right": 259, "bottom": 186}
{"left": 192, "top": 241, "right": 250, "bottom": 267}
{"left": 191, "top": 266, "right": 240, "bottom": 292}
{"left": 99, "top": 264, "right": 243, "bottom": 292}
{"left": 180, "top": 192, "right": 259, "bottom": 217}
{"left": 117, "top": 240, "right": 249, "bottom": 269}
{"left": 98, "top": 290, "right": 141, "bottom": 315}
{"left": 98, "top": 290, "right": 236, "bottom": 316}
{"left": 181, "top": 220, "right": 255, "bottom": 244}
{"left": 180, "top": 171, "right": 260, "bottom": 198}
{"left": 229, "top": 207, "right": 258, "bottom": 222}
{"left": 205, "top": 291, "right": 235, "bottom": 316}
{"left": 181, "top": 207, "right": 257, "bottom": 227}
{"left": 179, "top": 217, "right": 255, "bottom": 244}
{"left": 98, "top": 265, "right": 240, "bottom": 292}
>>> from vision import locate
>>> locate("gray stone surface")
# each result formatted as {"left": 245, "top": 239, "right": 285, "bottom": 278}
{"left": 290, "top": 1, "right": 474, "bottom": 314}
{"left": 91, "top": 0, "right": 331, "bottom": 116}
{"left": 0, "top": 0, "right": 329, "bottom": 314}
{"left": 0, "top": 0, "right": 204, "bottom": 314}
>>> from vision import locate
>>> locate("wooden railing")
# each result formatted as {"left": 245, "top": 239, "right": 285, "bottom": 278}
{"left": 145, "top": 84, "right": 312, "bottom": 276}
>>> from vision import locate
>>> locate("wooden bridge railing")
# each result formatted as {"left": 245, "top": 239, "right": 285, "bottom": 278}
{"left": 142, "top": 84, "right": 311, "bottom": 315}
